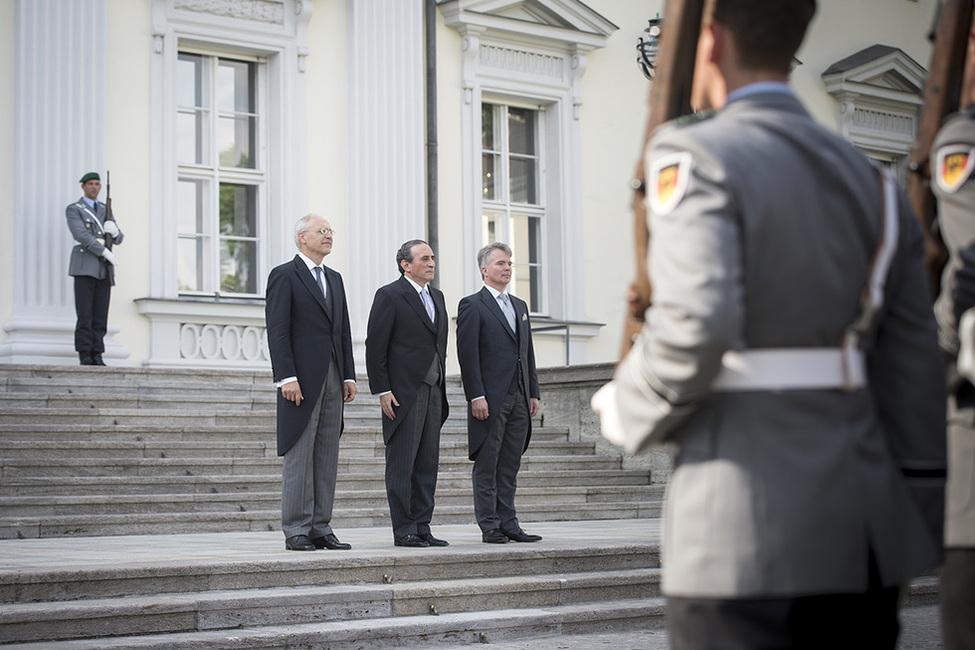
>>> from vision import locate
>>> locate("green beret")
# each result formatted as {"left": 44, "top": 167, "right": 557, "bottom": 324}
{"left": 79, "top": 172, "right": 100, "bottom": 184}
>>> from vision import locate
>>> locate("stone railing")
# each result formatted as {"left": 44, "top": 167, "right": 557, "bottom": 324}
{"left": 536, "top": 363, "right": 673, "bottom": 484}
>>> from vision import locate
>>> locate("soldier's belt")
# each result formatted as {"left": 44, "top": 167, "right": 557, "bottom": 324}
{"left": 712, "top": 168, "right": 896, "bottom": 395}
{"left": 712, "top": 348, "right": 866, "bottom": 392}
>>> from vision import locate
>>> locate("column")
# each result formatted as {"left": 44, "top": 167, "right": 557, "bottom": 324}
{"left": 346, "top": 0, "right": 427, "bottom": 366}
{"left": 1, "top": 0, "right": 125, "bottom": 364}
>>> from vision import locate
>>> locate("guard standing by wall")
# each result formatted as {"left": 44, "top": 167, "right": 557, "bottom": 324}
{"left": 65, "top": 172, "right": 122, "bottom": 366}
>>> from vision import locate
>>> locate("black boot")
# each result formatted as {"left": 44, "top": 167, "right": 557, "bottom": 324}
{"left": 91, "top": 353, "right": 106, "bottom": 366}
{"left": 79, "top": 352, "right": 94, "bottom": 366}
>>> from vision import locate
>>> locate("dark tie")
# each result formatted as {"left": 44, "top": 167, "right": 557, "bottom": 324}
{"left": 313, "top": 266, "right": 326, "bottom": 298}
{"left": 313, "top": 266, "right": 333, "bottom": 317}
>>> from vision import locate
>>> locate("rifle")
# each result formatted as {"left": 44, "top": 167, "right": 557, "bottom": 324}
{"left": 620, "top": 0, "right": 706, "bottom": 360}
{"left": 907, "top": 0, "right": 974, "bottom": 293}
{"left": 104, "top": 170, "right": 116, "bottom": 285}
{"left": 104, "top": 169, "right": 115, "bottom": 251}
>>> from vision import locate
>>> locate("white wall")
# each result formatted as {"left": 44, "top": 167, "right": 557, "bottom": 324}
{"left": 0, "top": 0, "right": 944, "bottom": 369}
{"left": 435, "top": 7, "right": 466, "bottom": 375}
{"left": 106, "top": 0, "right": 153, "bottom": 363}
{"left": 577, "top": 0, "right": 938, "bottom": 367}
{"left": 797, "top": 0, "right": 935, "bottom": 128}
{"left": 304, "top": 0, "right": 349, "bottom": 277}
{"left": 0, "top": 0, "right": 13, "bottom": 331}
{"left": 577, "top": 0, "right": 667, "bottom": 366}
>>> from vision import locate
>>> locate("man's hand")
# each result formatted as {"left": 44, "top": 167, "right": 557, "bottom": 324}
{"left": 530, "top": 398, "right": 540, "bottom": 418}
{"left": 379, "top": 392, "right": 399, "bottom": 419}
{"left": 100, "top": 248, "right": 118, "bottom": 267}
{"left": 102, "top": 220, "right": 120, "bottom": 237}
{"left": 471, "top": 397, "right": 489, "bottom": 421}
{"left": 281, "top": 380, "right": 303, "bottom": 405}
{"left": 343, "top": 381, "right": 357, "bottom": 403}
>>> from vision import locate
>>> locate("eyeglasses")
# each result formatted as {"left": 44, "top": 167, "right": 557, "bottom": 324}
{"left": 305, "top": 228, "right": 335, "bottom": 236}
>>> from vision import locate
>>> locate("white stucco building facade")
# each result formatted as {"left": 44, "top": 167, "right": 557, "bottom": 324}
{"left": 0, "top": 0, "right": 937, "bottom": 371}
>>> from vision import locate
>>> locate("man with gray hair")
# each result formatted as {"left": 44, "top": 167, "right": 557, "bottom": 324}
{"left": 266, "top": 214, "right": 356, "bottom": 551}
{"left": 456, "top": 242, "right": 541, "bottom": 544}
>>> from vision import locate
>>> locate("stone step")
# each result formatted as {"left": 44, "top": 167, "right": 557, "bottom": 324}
{"left": 0, "top": 407, "right": 277, "bottom": 428}
{"left": 0, "top": 468, "right": 652, "bottom": 498}
{"left": 0, "top": 364, "right": 272, "bottom": 388}
{"left": 0, "top": 390, "right": 477, "bottom": 412}
{"left": 0, "top": 568, "right": 663, "bottom": 643}
{"left": 0, "top": 406, "right": 478, "bottom": 428}
{"left": 1, "top": 500, "right": 663, "bottom": 539}
{"left": 0, "top": 485, "right": 662, "bottom": 517}
{"left": 0, "top": 598, "right": 667, "bottom": 649}
{"left": 0, "top": 454, "right": 622, "bottom": 479}
{"left": 0, "top": 438, "right": 596, "bottom": 460}
{"left": 0, "top": 523, "right": 663, "bottom": 603}
{"left": 0, "top": 424, "right": 569, "bottom": 443}
{"left": 0, "top": 373, "right": 463, "bottom": 390}
{"left": 0, "top": 365, "right": 462, "bottom": 393}
{"left": 0, "top": 391, "right": 272, "bottom": 410}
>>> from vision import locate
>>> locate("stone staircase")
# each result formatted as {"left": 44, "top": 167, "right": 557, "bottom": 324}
{"left": 0, "top": 521, "right": 667, "bottom": 648}
{"left": 0, "top": 365, "right": 662, "bottom": 540}
{"left": 0, "top": 364, "right": 668, "bottom": 647}
{"left": 0, "top": 365, "right": 940, "bottom": 647}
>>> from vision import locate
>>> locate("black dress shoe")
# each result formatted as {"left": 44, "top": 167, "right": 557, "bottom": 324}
{"left": 79, "top": 352, "right": 94, "bottom": 366}
{"left": 90, "top": 353, "right": 106, "bottom": 366}
{"left": 481, "top": 529, "right": 509, "bottom": 544}
{"left": 502, "top": 527, "right": 542, "bottom": 543}
{"left": 285, "top": 534, "right": 316, "bottom": 551}
{"left": 312, "top": 533, "right": 351, "bottom": 550}
{"left": 419, "top": 532, "right": 449, "bottom": 547}
{"left": 394, "top": 533, "right": 430, "bottom": 547}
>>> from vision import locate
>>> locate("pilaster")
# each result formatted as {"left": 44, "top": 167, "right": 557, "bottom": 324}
{"left": 346, "top": 0, "right": 426, "bottom": 365}
{"left": 1, "top": 0, "right": 129, "bottom": 364}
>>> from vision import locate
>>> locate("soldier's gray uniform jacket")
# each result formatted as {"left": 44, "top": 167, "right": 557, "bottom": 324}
{"left": 598, "top": 88, "right": 946, "bottom": 599}
{"left": 65, "top": 198, "right": 123, "bottom": 280}
{"left": 933, "top": 108, "right": 975, "bottom": 549}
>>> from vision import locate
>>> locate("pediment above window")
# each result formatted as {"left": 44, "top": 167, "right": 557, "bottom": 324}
{"left": 822, "top": 45, "right": 926, "bottom": 160}
{"left": 438, "top": 0, "right": 617, "bottom": 49}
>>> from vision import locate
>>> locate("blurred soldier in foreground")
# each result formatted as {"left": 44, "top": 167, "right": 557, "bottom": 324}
{"left": 592, "top": 0, "right": 947, "bottom": 647}
{"left": 932, "top": 23, "right": 975, "bottom": 650}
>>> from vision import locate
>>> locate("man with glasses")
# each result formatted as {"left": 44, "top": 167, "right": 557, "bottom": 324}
{"left": 266, "top": 214, "right": 357, "bottom": 551}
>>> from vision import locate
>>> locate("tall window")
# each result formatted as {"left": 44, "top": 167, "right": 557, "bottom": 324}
{"left": 481, "top": 102, "right": 545, "bottom": 313}
{"left": 176, "top": 52, "right": 263, "bottom": 296}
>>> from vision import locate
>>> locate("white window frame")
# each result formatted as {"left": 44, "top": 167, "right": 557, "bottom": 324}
{"left": 440, "top": 1, "right": 614, "bottom": 363}
{"left": 481, "top": 98, "right": 549, "bottom": 314}
{"left": 176, "top": 48, "right": 268, "bottom": 298}
{"left": 142, "top": 0, "right": 311, "bottom": 368}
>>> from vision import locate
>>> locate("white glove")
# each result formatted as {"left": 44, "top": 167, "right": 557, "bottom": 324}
{"left": 102, "top": 220, "right": 120, "bottom": 237}
{"left": 100, "top": 248, "right": 119, "bottom": 267}
{"left": 591, "top": 382, "right": 627, "bottom": 448}
{"left": 958, "top": 308, "right": 975, "bottom": 384}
